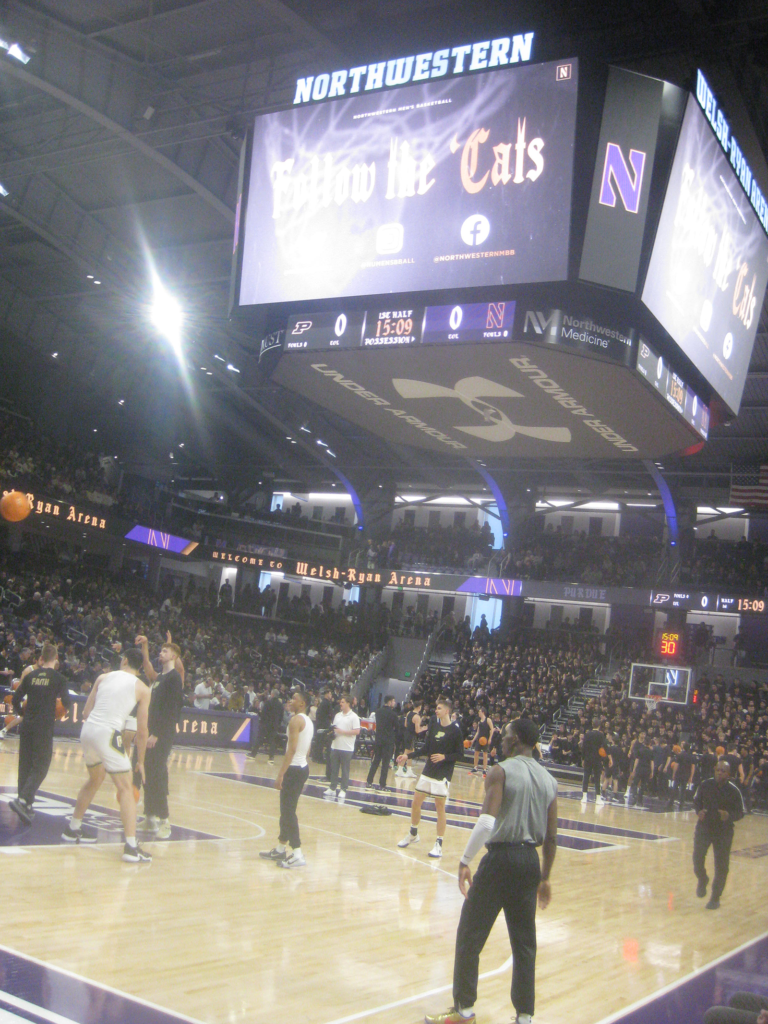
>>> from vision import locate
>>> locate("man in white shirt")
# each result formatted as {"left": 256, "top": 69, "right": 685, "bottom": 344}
{"left": 324, "top": 695, "right": 360, "bottom": 804}
{"left": 194, "top": 678, "right": 214, "bottom": 710}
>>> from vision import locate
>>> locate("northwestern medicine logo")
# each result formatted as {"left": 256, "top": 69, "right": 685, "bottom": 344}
{"left": 598, "top": 143, "right": 647, "bottom": 214}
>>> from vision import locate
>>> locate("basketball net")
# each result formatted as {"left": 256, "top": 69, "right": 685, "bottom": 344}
{"left": 643, "top": 695, "right": 664, "bottom": 713}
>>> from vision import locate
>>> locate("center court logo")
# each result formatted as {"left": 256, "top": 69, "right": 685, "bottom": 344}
{"left": 391, "top": 375, "right": 571, "bottom": 443}
{"left": 461, "top": 214, "right": 490, "bottom": 246}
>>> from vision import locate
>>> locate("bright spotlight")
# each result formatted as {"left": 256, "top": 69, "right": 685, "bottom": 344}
{"left": 7, "top": 43, "right": 31, "bottom": 63}
{"left": 151, "top": 280, "right": 183, "bottom": 355}
{"left": 0, "top": 183, "right": 8, "bottom": 197}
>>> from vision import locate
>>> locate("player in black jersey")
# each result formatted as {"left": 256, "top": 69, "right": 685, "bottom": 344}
{"left": 9, "top": 643, "right": 71, "bottom": 824}
{"left": 469, "top": 708, "right": 494, "bottom": 777}
{"left": 398, "top": 701, "right": 425, "bottom": 779}
{"left": 396, "top": 697, "right": 464, "bottom": 858}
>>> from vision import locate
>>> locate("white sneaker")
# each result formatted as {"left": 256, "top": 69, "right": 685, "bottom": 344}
{"left": 155, "top": 819, "right": 172, "bottom": 839}
{"left": 145, "top": 815, "right": 160, "bottom": 832}
{"left": 395, "top": 767, "right": 406, "bottom": 778}
{"left": 278, "top": 850, "right": 306, "bottom": 869}
{"left": 428, "top": 841, "right": 443, "bottom": 858}
{"left": 323, "top": 788, "right": 336, "bottom": 801}
{"left": 595, "top": 796, "right": 605, "bottom": 807}
{"left": 397, "top": 832, "right": 420, "bottom": 848}
{"left": 580, "top": 794, "right": 588, "bottom": 804}
{"left": 405, "top": 768, "right": 417, "bottom": 779}
{"left": 337, "top": 791, "right": 346, "bottom": 805}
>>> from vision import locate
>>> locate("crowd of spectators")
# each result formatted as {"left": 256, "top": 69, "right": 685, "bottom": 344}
{"left": 0, "top": 551, "right": 384, "bottom": 725}
{"left": 684, "top": 530, "right": 768, "bottom": 592}
{"left": 0, "top": 412, "right": 116, "bottom": 508}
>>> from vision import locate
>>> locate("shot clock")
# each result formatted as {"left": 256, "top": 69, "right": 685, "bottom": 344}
{"left": 658, "top": 630, "right": 682, "bottom": 658}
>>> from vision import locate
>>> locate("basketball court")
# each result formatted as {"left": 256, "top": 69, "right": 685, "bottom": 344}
{"left": 1, "top": 737, "right": 766, "bottom": 1024}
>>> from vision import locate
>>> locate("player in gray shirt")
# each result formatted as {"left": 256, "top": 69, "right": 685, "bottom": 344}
{"left": 425, "top": 718, "right": 558, "bottom": 1024}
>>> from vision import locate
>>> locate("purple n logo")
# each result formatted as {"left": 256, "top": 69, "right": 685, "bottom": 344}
{"left": 598, "top": 143, "right": 646, "bottom": 214}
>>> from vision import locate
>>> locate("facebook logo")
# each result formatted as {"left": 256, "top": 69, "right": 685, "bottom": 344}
{"left": 460, "top": 214, "right": 490, "bottom": 246}
{"left": 598, "top": 143, "right": 646, "bottom": 214}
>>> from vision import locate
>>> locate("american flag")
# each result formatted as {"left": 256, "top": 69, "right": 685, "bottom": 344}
{"left": 729, "top": 465, "right": 768, "bottom": 506}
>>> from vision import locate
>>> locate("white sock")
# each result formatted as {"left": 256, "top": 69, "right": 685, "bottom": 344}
{"left": 125, "top": 837, "right": 137, "bottom": 848}
{"left": 70, "top": 817, "right": 82, "bottom": 830}
{"left": 458, "top": 1007, "right": 474, "bottom": 1018}
{"left": 517, "top": 1014, "right": 532, "bottom": 1024}
{"left": 276, "top": 843, "right": 286, "bottom": 854}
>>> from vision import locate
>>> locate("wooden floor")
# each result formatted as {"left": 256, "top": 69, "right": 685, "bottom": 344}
{"left": 1, "top": 737, "right": 767, "bottom": 1024}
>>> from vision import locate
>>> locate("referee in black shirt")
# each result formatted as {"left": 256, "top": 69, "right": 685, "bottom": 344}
{"left": 366, "top": 695, "right": 399, "bottom": 789}
{"left": 693, "top": 759, "right": 745, "bottom": 909}
{"left": 10, "top": 643, "right": 71, "bottom": 824}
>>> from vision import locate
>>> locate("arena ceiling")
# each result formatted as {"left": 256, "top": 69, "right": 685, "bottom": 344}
{"left": 1, "top": 0, "right": 768, "bottom": 510}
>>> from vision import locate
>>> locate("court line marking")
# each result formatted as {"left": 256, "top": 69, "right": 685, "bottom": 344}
{"left": 592, "top": 928, "right": 768, "bottom": 1024}
{"left": 196, "top": 772, "right": 460, "bottom": 878}
{"left": 0, "top": 943, "right": 209, "bottom": 1024}
{"left": 200, "top": 773, "right": 634, "bottom": 854}
{"left": 320, "top": 955, "right": 514, "bottom": 1024}
{"left": 0, "top": 989, "right": 77, "bottom": 1024}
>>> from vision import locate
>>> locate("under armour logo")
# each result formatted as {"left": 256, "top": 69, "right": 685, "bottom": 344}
{"left": 391, "top": 376, "right": 571, "bottom": 444}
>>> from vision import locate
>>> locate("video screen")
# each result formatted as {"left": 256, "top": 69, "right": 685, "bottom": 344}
{"left": 238, "top": 58, "right": 579, "bottom": 307}
{"left": 642, "top": 96, "right": 768, "bottom": 413}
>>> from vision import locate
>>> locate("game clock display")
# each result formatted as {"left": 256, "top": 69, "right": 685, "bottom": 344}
{"left": 658, "top": 631, "right": 682, "bottom": 658}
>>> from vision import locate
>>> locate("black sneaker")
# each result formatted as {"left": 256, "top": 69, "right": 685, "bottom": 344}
{"left": 123, "top": 843, "right": 152, "bottom": 863}
{"left": 9, "top": 799, "right": 33, "bottom": 825}
{"left": 259, "top": 847, "right": 287, "bottom": 861}
{"left": 705, "top": 897, "right": 720, "bottom": 910}
{"left": 696, "top": 879, "right": 708, "bottom": 898}
{"left": 61, "top": 823, "right": 98, "bottom": 843}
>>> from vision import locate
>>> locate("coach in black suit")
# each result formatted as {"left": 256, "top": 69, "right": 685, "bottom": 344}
{"left": 366, "top": 695, "right": 399, "bottom": 789}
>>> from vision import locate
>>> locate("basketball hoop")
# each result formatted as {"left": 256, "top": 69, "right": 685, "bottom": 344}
{"left": 644, "top": 695, "right": 664, "bottom": 713}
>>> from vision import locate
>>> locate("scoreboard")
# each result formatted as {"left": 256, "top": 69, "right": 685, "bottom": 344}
{"left": 285, "top": 300, "right": 516, "bottom": 351}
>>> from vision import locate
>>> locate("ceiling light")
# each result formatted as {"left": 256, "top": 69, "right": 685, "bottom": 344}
{"left": 150, "top": 278, "right": 183, "bottom": 355}
{"left": 179, "top": 443, "right": 184, "bottom": 448}
{"left": 327, "top": 449, "right": 336, "bottom": 457}
{"left": 118, "top": 399, "right": 125, "bottom": 405}
{"left": 206, "top": 371, "right": 213, "bottom": 375}
{"left": 0, "top": 184, "right": 8, "bottom": 197}
{"left": 93, "top": 280, "right": 101, "bottom": 285}
{"left": 7, "top": 43, "right": 31, "bottom": 64}
{"left": 316, "top": 439, "right": 328, "bottom": 447}
{"left": 200, "top": 367, "right": 206, "bottom": 371}
{"left": 226, "top": 363, "right": 240, "bottom": 373}
{"left": 87, "top": 275, "right": 94, "bottom": 280}
{"left": 51, "top": 352, "right": 58, "bottom": 359}
{"left": 214, "top": 354, "right": 225, "bottom": 362}
{"left": 93, "top": 428, "right": 97, "bottom": 433}
{"left": 300, "top": 426, "right": 311, "bottom": 433}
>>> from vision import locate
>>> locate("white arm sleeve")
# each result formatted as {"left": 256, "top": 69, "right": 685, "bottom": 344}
{"left": 460, "top": 813, "right": 496, "bottom": 866}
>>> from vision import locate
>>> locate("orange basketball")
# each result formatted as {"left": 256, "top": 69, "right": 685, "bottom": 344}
{"left": 0, "top": 491, "right": 32, "bottom": 523}
{"left": 598, "top": 747, "right": 607, "bottom": 758}
{"left": 463, "top": 739, "right": 471, "bottom": 749}
{"left": 479, "top": 736, "right": 488, "bottom": 746}
{"left": 55, "top": 698, "right": 67, "bottom": 720}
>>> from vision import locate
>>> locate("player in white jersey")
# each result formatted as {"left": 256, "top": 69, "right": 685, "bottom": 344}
{"left": 259, "top": 689, "right": 314, "bottom": 869}
{"left": 62, "top": 649, "right": 153, "bottom": 863}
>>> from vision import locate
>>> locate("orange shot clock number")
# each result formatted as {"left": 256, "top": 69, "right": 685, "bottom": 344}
{"left": 660, "top": 631, "right": 679, "bottom": 656}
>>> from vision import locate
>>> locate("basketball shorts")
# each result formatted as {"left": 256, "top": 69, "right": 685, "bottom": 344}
{"left": 80, "top": 720, "right": 132, "bottom": 774}
{"left": 415, "top": 775, "right": 450, "bottom": 798}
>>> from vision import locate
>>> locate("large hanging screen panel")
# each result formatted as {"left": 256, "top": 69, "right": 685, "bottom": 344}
{"left": 238, "top": 58, "right": 579, "bottom": 307}
{"left": 642, "top": 95, "right": 768, "bottom": 413}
